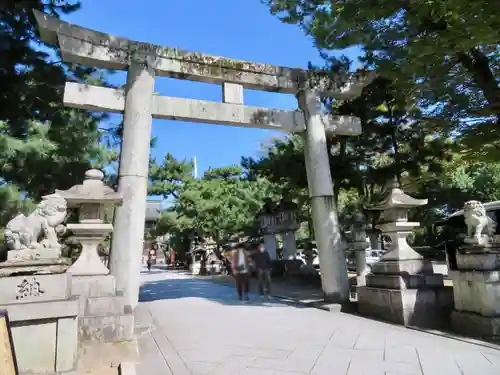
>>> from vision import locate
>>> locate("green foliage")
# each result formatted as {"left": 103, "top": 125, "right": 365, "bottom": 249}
{"left": 441, "top": 158, "right": 500, "bottom": 210}
{"left": 1, "top": 0, "right": 119, "bottom": 218}
{"left": 174, "top": 173, "right": 278, "bottom": 242}
{"left": 203, "top": 165, "right": 243, "bottom": 181}
{"left": 149, "top": 153, "right": 194, "bottom": 199}
{"left": 264, "top": 0, "right": 500, "bottom": 158}
{"left": 149, "top": 153, "right": 283, "bottom": 256}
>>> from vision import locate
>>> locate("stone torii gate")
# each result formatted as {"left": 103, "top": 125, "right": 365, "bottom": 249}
{"left": 34, "top": 10, "right": 374, "bottom": 308}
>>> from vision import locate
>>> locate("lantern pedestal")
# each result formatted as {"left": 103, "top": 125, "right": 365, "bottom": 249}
{"left": 358, "top": 180, "right": 453, "bottom": 329}
{"left": 67, "top": 224, "right": 113, "bottom": 276}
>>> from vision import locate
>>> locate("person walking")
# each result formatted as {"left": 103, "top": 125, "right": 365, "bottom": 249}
{"left": 254, "top": 241, "right": 272, "bottom": 299}
{"left": 147, "top": 254, "right": 152, "bottom": 272}
{"left": 231, "top": 243, "right": 250, "bottom": 302}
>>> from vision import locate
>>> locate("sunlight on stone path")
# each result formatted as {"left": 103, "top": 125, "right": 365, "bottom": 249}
{"left": 135, "top": 269, "right": 500, "bottom": 375}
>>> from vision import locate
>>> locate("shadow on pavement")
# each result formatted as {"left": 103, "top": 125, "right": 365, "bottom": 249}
{"left": 139, "top": 276, "right": 307, "bottom": 308}
{"left": 140, "top": 269, "right": 169, "bottom": 275}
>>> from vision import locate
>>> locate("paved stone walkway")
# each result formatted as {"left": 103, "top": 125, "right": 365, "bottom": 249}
{"left": 135, "top": 269, "right": 500, "bottom": 375}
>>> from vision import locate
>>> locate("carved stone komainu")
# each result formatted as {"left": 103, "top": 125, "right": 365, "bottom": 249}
{"left": 4, "top": 194, "right": 67, "bottom": 260}
{"left": 463, "top": 200, "right": 496, "bottom": 246}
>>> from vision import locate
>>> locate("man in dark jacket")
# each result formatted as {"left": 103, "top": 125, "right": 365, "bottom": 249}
{"left": 253, "top": 241, "right": 272, "bottom": 299}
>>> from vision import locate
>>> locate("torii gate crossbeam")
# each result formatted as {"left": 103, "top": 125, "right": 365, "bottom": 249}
{"left": 34, "top": 10, "right": 375, "bottom": 309}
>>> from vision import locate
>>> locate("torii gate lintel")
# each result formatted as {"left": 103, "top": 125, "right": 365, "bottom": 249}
{"left": 34, "top": 9, "right": 376, "bottom": 307}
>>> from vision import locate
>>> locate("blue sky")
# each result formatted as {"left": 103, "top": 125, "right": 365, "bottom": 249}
{"left": 63, "top": 0, "right": 360, "bottom": 177}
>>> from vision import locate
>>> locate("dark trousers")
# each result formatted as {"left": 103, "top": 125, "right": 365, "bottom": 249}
{"left": 235, "top": 272, "right": 249, "bottom": 298}
{"left": 257, "top": 269, "right": 271, "bottom": 295}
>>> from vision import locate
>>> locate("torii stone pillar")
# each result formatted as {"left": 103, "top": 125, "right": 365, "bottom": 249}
{"left": 33, "top": 9, "right": 375, "bottom": 309}
{"left": 298, "top": 88, "right": 350, "bottom": 302}
{"left": 109, "top": 60, "right": 156, "bottom": 307}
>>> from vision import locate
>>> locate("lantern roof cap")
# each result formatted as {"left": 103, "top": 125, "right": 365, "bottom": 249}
{"left": 364, "top": 178, "right": 427, "bottom": 211}
{"left": 56, "top": 169, "right": 122, "bottom": 207}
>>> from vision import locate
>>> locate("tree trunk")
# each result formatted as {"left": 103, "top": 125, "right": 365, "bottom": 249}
{"left": 389, "top": 105, "right": 402, "bottom": 184}
{"left": 456, "top": 49, "right": 500, "bottom": 123}
{"left": 213, "top": 232, "right": 232, "bottom": 274}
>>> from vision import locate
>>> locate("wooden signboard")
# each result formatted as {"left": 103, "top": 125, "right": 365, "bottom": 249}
{"left": 0, "top": 310, "right": 18, "bottom": 375}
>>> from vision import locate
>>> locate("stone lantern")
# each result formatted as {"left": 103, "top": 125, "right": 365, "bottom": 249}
{"left": 56, "top": 169, "right": 122, "bottom": 275}
{"left": 357, "top": 178, "right": 451, "bottom": 328}
{"left": 364, "top": 178, "right": 428, "bottom": 262}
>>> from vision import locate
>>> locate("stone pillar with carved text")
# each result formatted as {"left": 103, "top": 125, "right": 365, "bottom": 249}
{"left": 298, "top": 88, "right": 350, "bottom": 303}
{"left": 110, "top": 58, "right": 156, "bottom": 309}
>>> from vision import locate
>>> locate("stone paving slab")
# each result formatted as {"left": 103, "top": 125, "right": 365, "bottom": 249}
{"left": 136, "top": 269, "right": 500, "bottom": 375}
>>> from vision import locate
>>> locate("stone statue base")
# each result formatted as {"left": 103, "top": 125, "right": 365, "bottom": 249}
{"left": 7, "top": 246, "right": 62, "bottom": 262}
{"left": 0, "top": 259, "right": 78, "bottom": 374}
{"left": 450, "top": 244, "right": 500, "bottom": 339}
{"left": 0, "top": 258, "right": 69, "bottom": 277}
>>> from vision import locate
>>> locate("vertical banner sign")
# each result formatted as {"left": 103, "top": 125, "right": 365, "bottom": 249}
{"left": 0, "top": 310, "right": 18, "bottom": 375}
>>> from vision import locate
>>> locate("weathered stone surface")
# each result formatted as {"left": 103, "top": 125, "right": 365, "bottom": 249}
{"left": 0, "top": 259, "right": 68, "bottom": 277}
{"left": 359, "top": 182, "right": 452, "bottom": 329}
{"left": 366, "top": 273, "right": 443, "bottom": 289}
{"left": 4, "top": 193, "right": 67, "bottom": 261}
{"left": 357, "top": 286, "right": 453, "bottom": 328}
{"left": 34, "top": 10, "right": 375, "bottom": 97}
{"left": 0, "top": 272, "right": 71, "bottom": 304}
{"left": 56, "top": 168, "right": 122, "bottom": 208}
{"left": 63, "top": 82, "right": 363, "bottom": 135}
{"left": 451, "top": 310, "right": 500, "bottom": 340}
{"left": 56, "top": 317, "right": 79, "bottom": 372}
{"left": 462, "top": 200, "right": 496, "bottom": 246}
{"left": 371, "top": 258, "right": 434, "bottom": 275}
{"left": 85, "top": 295, "right": 125, "bottom": 316}
{"left": 222, "top": 82, "right": 243, "bottom": 104}
{"left": 456, "top": 252, "right": 500, "bottom": 270}
{"left": 66, "top": 224, "right": 112, "bottom": 276}
{"left": 450, "top": 270, "right": 500, "bottom": 316}
{"left": 7, "top": 247, "right": 62, "bottom": 262}
{"left": 72, "top": 275, "right": 116, "bottom": 297}
{"left": 57, "top": 169, "right": 121, "bottom": 278}
{"left": 79, "top": 313, "right": 134, "bottom": 342}
{"left": 78, "top": 340, "right": 139, "bottom": 371}
{"left": 119, "top": 361, "right": 137, "bottom": 375}
{"left": 3, "top": 297, "right": 79, "bottom": 374}
{"left": 12, "top": 320, "right": 57, "bottom": 374}
{"left": 1, "top": 297, "right": 79, "bottom": 321}
{"left": 298, "top": 87, "right": 350, "bottom": 301}
{"left": 109, "top": 60, "right": 155, "bottom": 311}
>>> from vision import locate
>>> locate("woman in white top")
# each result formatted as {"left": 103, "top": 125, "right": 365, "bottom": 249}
{"left": 231, "top": 243, "right": 250, "bottom": 301}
